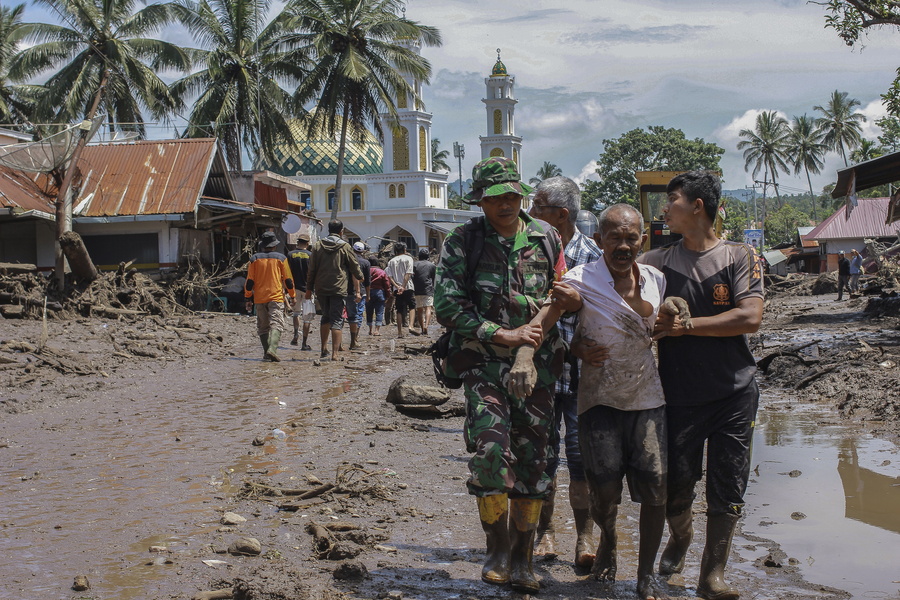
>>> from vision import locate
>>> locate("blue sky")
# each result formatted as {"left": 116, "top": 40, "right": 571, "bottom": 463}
{"left": 17, "top": 0, "right": 900, "bottom": 197}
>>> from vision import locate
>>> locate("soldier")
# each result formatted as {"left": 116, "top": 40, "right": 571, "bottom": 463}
{"left": 434, "top": 157, "right": 568, "bottom": 593}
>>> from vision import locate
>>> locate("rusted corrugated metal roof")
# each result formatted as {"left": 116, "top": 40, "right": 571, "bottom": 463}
{"left": 74, "top": 138, "right": 227, "bottom": 217}
{"left": 807, "top": 197, "right": 900, "bottom": 240}
{"left": 0, "top": 166, "right": 54, "bottom": 214}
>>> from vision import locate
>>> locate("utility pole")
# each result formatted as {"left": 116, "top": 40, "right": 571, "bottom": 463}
{"left": 452, "top": 142, "right": 465, "bottom": 198}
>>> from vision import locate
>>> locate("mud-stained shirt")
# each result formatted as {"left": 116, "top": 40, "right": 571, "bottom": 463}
{"left": 639, "top": 239, "right": 764, "bottom": 407}
{"left": 563, "top": 259, "right": 666, "bottom": 414}
{"left": 433, "top": 212, "right": 567, "bottom": 386}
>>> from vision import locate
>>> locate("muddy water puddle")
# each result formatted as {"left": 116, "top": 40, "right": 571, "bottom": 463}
{"left": 746, "top": 399, "right": 900, "bottom": 599}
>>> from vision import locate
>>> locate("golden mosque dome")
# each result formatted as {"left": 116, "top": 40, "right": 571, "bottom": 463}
{"left": 491, "top": 59, "right": 508, "bottom": 77}
{"left": 262, "top": 117, "right": 383, "bottom": 177}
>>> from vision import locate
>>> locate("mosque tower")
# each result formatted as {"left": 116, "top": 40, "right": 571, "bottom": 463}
{"left": 480, "top": 49, "right": 523, "bottom": 171}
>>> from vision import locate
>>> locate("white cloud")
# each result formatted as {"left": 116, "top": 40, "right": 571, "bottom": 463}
{"left": 574, "top": 160, "right": 600, "bottom": 186}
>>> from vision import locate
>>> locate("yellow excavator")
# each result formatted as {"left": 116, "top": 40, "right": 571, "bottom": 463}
{"left": 636, "top": 170, "right": 725, "bottom": 251}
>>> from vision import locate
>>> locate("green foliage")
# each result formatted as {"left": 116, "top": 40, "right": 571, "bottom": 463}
{"left": 529, "top": 161, "right": 562, "bottom": 185}
{"left": 431, "top": 138, "right": 450, "bottom": 172}
{"left": 737, "top": 110, "right": 790, "bottom": 207}
{"left": 876, "top": 115, "right": 900, "bottom": 151}
{"left": 580, "top": 179, "right": 603, "bottom": 212}
{"left": 589, "top": 126, "right": 724, "bottom": 209}
{"left": 765, "top": 203, "right": 810, "bottom": 247}
{"left": 786, "top": 114, "right": 828, "bottom": 220}
{"left": 447, "top": 187, "right": 469, "bottom": 210}
{"left": 722, "top": 196, "right": 749, "bottom": 242}
{"left": 815, "top": 90, "right": 866, "bottom": 166}
{"left": 0, "top": 3, "right": 36, "bottom": 127}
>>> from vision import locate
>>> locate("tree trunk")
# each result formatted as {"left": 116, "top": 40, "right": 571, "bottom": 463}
{"left": 331, "top": 112, "right": 350, "bottom": 223}
{"left": 806, "top": 167, "right": 818, "bottom": 222}
{"left": 59, "top": 231, "right": 99, "bottom": 282}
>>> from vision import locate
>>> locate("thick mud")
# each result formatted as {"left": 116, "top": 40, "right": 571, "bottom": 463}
{"left": 0, "top": 294, "right": 898, "bottom": 600}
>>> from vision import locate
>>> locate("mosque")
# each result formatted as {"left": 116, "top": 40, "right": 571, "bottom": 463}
{"left": 261, "top": 45, "right": 523, "bottom": 252}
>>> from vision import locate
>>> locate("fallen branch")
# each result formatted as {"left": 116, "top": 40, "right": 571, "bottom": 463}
{"left": 795, "top": 364, "right": 840, "bottom": 390}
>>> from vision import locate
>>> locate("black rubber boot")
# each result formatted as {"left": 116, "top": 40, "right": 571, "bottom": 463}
{"left": 265, "top": 330, "right": 281, "bottom": 362}
{"left": 477, "top": 494, "right": 510, "bottom": 585}
{"left": 697, "top": 513, "right": 740, "bottom": 600}
{"left": 659, "top": 507, "right": 694, "bottom": 575}
{"left": 509, "top": 498, "right": 542, "bottom": 593}
{"left": 258, "top": 334, "right": 268, "bottom": 359}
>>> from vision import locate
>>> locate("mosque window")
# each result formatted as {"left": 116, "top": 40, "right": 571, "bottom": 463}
{"left": 300, "top": 191, "right": 311, "bottom": 210}
{"left": 393, "top": 126, "right": 409, "bottom": 170}
{"left": 327, "top": 188, "right": 337, "bottom": 211}
{"left": 419, "top": 127, "right": 427, "bottom": 171}
{"left": 490, "top": 148, "right": 504, "bottom": 158}
{"left": 389, "top": 184, "right": 396, "bottom": 198}
{"left": 352, "top": 188, "right": 363, "bottom": 210}
{"left": 397, "top": 91, "right": 407, "bottom": 109}
{"left": 513, "top": 149, "right": 519, "bottom": 166}
{"left": 399, "top": 234, "right": 415, "bottom": 250}
{"left": 493, "top": 109, "right": 502, "bottom": 134}
{"left": 398, "top": 184, "right": 406, "bottom": 198}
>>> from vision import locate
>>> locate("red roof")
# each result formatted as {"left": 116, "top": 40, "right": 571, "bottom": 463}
{"left": 0, "top": 167, "right": 54, "bottom": 214}
{"left": 807, "top": 197, "right": 900, "bottom": 240}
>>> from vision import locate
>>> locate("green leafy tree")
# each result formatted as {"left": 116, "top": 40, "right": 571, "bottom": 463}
{"left": 529, "top": 161, "right": 562, "bottom": 185}
{"left": 876, "top": 114, "right": 900, "bottom": 151}
{"left": 737, "top": 111, "right": 790, "bottom": 215}
{"left": 10, "top": 0, "right": 191, "bottom": 137}
{"left": 786, "top": 114, "right": 828, "bottom": 221}
{"left": 447, "top": 187, "right": 468, "bottom": 210}
{"left": 765, "top": 203, "right": 810, "bottom": 246}
{"left": 0, "top": 3, "right": 39, "bottom": 127}
{"left": 290, "top": 0, "right": 441, "bottom": 221}
{"left": 431, "top": 137, "right": 449, "bottom": 172}
{"left": 580, "top": 179, "right": 603, "bottom": 212}
{"left": 590, "top": 126, "right": 724, "bottom": 208}
{"left": 814, "top": 89, "right": 866, "bottom": 166}
{"left": 822, "top": 2, "right": 900, "bottom": 115}
{"left": 722, "top": 195, "right": 749, "bottom": 242}
{"left": 849, "top": 137, "right": 883, "bottom": 163}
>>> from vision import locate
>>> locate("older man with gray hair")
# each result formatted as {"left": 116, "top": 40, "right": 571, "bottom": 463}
{"left": 528, "top": 176, "right": 602, "bottom": 568}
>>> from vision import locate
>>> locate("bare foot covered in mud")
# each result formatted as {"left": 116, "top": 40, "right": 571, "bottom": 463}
{"left": 574, "top": 536, "right": 595, "bottom": 569}
{"left": 638, "top": 573, "right": 669, "bottom": 600}
{"left": 591, "top": 540, "right": 616, "bottom": 581}
{"left": 534, "top": 529, "right": 557, "bottom": 560}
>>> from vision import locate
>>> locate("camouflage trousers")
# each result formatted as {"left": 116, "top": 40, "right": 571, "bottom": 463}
{"left": 462, "top": 363, "right": 555, "bottom": 499}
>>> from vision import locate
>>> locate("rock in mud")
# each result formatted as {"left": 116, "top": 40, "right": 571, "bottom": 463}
{"left": 385, "top": 375, "right": 450, "bottom": 407}
{"left": 333, "top": 560, "right": 369, "bottom": 581}
{"left": 72, "top": 574, "right": 90, "bottom": 591}
{"left": 221, "top": 511, "right": 247, "bottom": 525}
{"left": 228, "top": 537, "right": 262, "bottom": 556}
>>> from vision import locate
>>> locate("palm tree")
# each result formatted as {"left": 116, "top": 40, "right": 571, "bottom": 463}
{"left": 529, "top": 161, "right": 562, "bottom": 185}
{"left": 814, "top": 90, "right": 866, "bottom": 167}
{"left": 172, "top": 0, "right": 310, "bottom": 170}
{"left": 849, "top": 138, "right": 882, "bottom": 164}
{"left": 431, "top": 137, "right": 449, "bottom": 172}
{"left": 786, "top": 114, "right": 828, "bottom": 221}
{"left": 0, "top": 3, "right": 39, "bottom": 127}
{"left": 290, "top": 0, "right": 441, "bottom": 221}
{"left": 10, "top": 0, "right": 191, "bottom": 138}
{"left": 737, "top": 111, "right": 790, "bottom": 220}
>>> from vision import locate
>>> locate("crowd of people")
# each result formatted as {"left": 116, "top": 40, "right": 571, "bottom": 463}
{"left": 433, "top": 159, "right": 763, "bottom": 600}
{"left": 242, "top": 221, "right": 438, "bottom": 362}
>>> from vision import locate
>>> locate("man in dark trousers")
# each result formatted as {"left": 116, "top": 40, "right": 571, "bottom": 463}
{"left": 286, "top": 233, "right": 313, "bottom": 350}
{"left": 412, "top": 248, "right": 436, "bottom": 335}
{"left": 639, "top": 171, "right": 763, "bottom": 600}
{"left": 836, "top": 250, "right": 851, "bottom": 301}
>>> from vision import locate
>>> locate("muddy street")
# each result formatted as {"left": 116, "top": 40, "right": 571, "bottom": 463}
{"left": 0, "top": 294, "right": 898, "bottom": 600}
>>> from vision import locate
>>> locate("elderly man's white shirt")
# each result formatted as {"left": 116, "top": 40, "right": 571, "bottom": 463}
{"left": 562, "top": 258, "right": 666, "bottom": 414}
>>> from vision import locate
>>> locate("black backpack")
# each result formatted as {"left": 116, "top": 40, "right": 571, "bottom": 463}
{"left": 430, "top": 216, "right": 558, "bottom": 389}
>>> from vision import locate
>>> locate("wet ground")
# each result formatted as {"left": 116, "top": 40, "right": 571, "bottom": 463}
{"left": 0, "top": 293, "right": 898, "bottom": 600}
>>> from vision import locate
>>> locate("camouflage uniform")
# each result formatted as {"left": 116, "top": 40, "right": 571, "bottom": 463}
{"left": 435, "top": 212, "right": 566, "bottom": 499}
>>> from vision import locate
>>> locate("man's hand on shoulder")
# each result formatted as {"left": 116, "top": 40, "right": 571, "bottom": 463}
{"left": 549, "top": 281, "right": 582, "bottom": 313}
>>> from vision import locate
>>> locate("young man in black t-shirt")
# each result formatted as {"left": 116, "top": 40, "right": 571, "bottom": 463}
{"left": 286, "top": 233, "right": 313, "bottom": 350}
{"left": 639, "top": 171, "right": 763, "bottom": 600}
{"left": 412, "top": 248, "right": 436, "bottom": 335}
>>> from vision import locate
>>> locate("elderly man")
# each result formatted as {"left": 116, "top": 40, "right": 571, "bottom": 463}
{"left": 528, "top": 176, "right": 601, "bottom": 568}
{"left": 434, "top": 157, "right": 568, "bottom": 593}
{"left": 640, "top": 171, "right": 763, "bottom": 600}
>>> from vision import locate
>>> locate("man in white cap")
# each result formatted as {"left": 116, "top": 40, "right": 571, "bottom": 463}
{"left": 350, "top": 241, "right": 371, "bottom": 349}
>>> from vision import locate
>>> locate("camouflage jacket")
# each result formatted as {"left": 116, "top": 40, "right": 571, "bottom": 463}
{"left": 434, "top": 212, "right": 567, "bottom": 385}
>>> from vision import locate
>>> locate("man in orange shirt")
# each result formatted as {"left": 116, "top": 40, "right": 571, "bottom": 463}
{"left": 245, "top": 231, "right": 295, "bottom": 361}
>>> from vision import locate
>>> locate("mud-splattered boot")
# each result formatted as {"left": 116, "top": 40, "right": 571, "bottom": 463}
{"left": 659, "top": 507, "right": 694, "bottom": 575}
{"left": 509, "top": 497, "right": 542, "bottom": 593}
{"left": 697, "top": 513, "right": 740, "bottom": 600}
{"left": 570, "top": 479, "right": 595, "bottom": 569}
{"left": 477, "top": 494, "right": 510, "bottom": 585}
{"left": 265, "top": 330, "right": 281, "bottom": 362}
{"left": 259, "top": 334, "right": 269, "bottom": 359}
{"left": 534, "top": 478, "right": 557, "bottom": 560}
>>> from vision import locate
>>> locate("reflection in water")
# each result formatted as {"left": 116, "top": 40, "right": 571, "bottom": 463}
{"left": 838, "top": 438, "right": 900, "bottom": 535}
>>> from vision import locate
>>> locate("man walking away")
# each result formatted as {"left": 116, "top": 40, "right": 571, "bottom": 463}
{"left": 306, "top": 220, "right": 363, "bottom": 361}
{"left": 837, "top": 251, "right": 850, "bottom": 301}
{"left": 245, "top": 231, "right": 295, "bottom": 362}
{"left": 350, "top": 242, "right": 371, "bottom": 349}
{"left": 367, "top": 258, "right": 391, "bottom": 335}
{"left": 286, "top": 233, "right": 313, "bottom": 350}
{"left": 386, "top": 242, "right": 415, "bottom": 338}
{"left": 413, "top": 248, "right": 437, "bottom": 335}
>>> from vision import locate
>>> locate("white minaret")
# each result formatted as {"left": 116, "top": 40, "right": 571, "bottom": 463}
{"left": 480, "top": 49, "right": 523, "bottom": 172}
{"left": 381, "top": 38, "right": 433, "bottom": 175}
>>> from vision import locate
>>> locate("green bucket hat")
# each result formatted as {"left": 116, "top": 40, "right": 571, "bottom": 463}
{"left": 463, "top": 157, "right": 533, "bottom": 204}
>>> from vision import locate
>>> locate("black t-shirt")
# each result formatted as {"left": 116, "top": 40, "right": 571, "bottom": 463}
{"left": 639, "top": 240, "right": 764, "bottom": 406}
{"left": 838, "top": 257, "right": 850, "bottom": 276}
{"left": 287, "top": 247, "right": 312, "bottom": 292}
{"left": 356, "top": 256, "right": 371, "bottom": 289}
{"left": 412, "top": 260, "right": 436, "bottom": 296}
